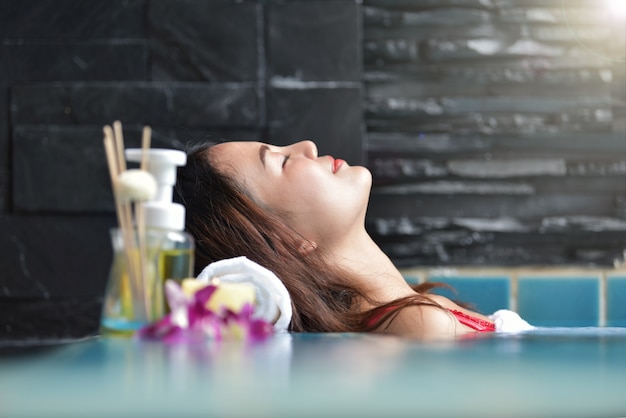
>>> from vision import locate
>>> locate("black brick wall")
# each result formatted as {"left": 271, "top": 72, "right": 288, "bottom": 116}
{"left": 1, "top": 0, "right": 624, "bottom": 339}
{"left": 0, "top": 0, "right": 363, "bottom": 339}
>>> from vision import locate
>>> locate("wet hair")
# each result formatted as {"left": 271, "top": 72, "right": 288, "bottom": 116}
{"left": 175, "top": 141, "right": 445, "bottom": 333}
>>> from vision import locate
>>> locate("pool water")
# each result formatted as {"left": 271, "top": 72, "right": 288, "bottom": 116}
{"left": 1, "top": 329, "right": 625, "bottom": 417}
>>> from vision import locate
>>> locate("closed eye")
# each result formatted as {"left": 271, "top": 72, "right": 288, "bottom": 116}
{"left": 282, "top": 154, "right": 290, "bottom": 168}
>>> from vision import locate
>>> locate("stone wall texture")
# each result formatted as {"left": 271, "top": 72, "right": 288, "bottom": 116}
{"left": 0, "top": 0, "right": 624, "bottom": 338}
{"left": 363, "top": 0, "right": 626, "bottom": 267}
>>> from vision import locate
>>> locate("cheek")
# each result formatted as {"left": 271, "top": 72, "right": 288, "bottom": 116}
{"left": 255, "top": 180, "right": 314, "bottom": 215}
{"left": 273, "top": 177, "right": 334, "bottom": 233}
{"left": 255, "top": 167, "right": 370, "bottom": 218}
{"left": 307, "top": 172, "right": 370, "bottom": 222}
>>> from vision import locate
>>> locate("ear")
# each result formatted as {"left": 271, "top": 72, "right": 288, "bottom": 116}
{"left": 298, "top": 240, "right": 317, "bottom": 257}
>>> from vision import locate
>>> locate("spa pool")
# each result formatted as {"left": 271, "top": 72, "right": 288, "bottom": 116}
{"left": 1, "top": 329, "right": 625, "bottom": 417}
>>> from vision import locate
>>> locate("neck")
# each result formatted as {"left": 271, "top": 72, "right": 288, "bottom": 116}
{"left": 326, "top": 229, "right": 415, "bottom": 305}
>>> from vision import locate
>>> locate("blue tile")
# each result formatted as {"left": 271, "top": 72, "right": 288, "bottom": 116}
{"left": 427, "top": 275, "right": 510, "bottom": 315}
{"left": 607, "top": 275, "right": 626, "bottom": 327}
{"left": 518, "top": 276, "right": 600, "bottom": 327}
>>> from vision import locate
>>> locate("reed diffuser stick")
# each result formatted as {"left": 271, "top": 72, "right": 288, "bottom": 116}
{"left": 140, "top": 126, "right": 152, "bottom": 170}
{"left": 136, "top": 125, "right": 153, "bottom": 317}
{"left": 103, "top": 126, "right": 121, "bottom": 224}
{"left": 112, "top": 121, "right": 135, "bottom": 265}
{"left": 112, "top": 121, "right": 126, "bottom": 172}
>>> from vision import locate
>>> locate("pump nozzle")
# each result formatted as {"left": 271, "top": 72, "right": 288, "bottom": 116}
{"left": 126, "top": 149, "right": 186, "bottom": 203}
{"left": 125, "top": 148, "right": 187, "bottom": 231}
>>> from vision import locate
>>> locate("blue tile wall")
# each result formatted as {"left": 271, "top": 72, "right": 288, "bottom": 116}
{"left": 427, "top": 275, "right": 511, "bottom": 315}
{"left": 518, "top": 276, "right": 600, "bottom": 327}
{"left": 607, "top": 275, "right": 626, "bottom": 327}
{"left": 401, "top": 269, "right": 626, "bottom": 329}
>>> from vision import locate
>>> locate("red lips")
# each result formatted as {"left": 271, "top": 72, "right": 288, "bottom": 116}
{"left": 332, "top": 157, "right": 345, "bottom": 173}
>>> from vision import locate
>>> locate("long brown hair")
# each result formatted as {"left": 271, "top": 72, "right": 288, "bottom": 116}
{"left": 175, "top": 141, "right": 443, "bottom": 333}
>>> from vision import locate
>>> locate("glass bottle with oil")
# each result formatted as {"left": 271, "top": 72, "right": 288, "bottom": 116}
{"left": 100, "top": 228, "right": 164, "bottom": 336}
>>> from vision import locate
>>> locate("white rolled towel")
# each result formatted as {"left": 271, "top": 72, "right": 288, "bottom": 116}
{"left": 489, "top": 309, "right": 536, "bottom": 333}
{"left": 196, "top": 256, "right": 292, "bottom": 332}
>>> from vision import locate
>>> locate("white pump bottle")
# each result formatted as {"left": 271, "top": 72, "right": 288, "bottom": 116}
{"left": 125, "top": 148, "right": 195, "bottom": 286}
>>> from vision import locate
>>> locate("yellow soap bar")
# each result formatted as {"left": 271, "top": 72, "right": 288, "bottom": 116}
{"left": 181, "top": 279, "right": 256, "bottom": 313}
{"left": 181, "top": 278, "right": 210, "bottom": 297}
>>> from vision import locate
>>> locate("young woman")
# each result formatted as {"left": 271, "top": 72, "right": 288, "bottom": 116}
{"left": 175, "top": 140, "right": 495, "bottom": 339}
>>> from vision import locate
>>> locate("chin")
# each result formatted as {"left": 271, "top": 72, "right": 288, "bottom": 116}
{"left": 357, "top": 166, "right": 373, "bottom": 189}
{"left": 354, "top": 167, "right": 373, "bottom": 205}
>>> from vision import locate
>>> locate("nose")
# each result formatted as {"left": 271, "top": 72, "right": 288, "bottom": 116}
{"left": 288, "top": 140, "right": 318, "bottom": 159}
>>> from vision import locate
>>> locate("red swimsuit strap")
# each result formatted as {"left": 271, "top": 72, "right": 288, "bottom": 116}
{"left": 448, "top": 309, "right": 495, "bottom": 332}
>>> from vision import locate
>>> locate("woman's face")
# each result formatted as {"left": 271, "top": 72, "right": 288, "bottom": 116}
{"left": 209, "top": 140, "right": 372, "bottom": 247}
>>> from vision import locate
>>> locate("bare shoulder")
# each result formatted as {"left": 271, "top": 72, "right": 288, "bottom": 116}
{"left": 426, "top": 294, "right": 493, "bottom": 322}
{"left": 382, "top": 304, "right": 468, "bottom": 340}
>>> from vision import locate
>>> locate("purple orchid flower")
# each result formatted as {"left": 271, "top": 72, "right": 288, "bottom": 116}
{"left": 138, "top": 280, "right": 274, "bottom": 343}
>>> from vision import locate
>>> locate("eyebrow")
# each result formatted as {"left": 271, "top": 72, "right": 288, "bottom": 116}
{"left": 259, "top": 144, "right": 269, "bottom": 167}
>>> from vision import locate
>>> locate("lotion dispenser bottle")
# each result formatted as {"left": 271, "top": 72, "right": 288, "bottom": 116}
{"left": 125, "top": 148, "right": 195, "bottom": 295}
